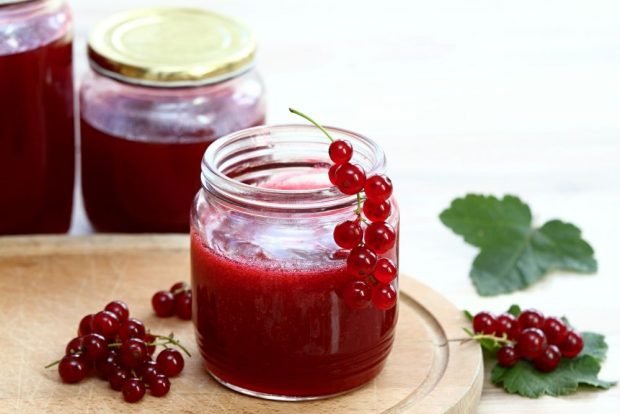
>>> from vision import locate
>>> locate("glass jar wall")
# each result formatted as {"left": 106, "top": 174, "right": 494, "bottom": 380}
{"left": 191, "top": 125, "right": 399, "bottom": 400}
{"left": 0, "top": 0, "right": 74, "bottom": 234}
{"left": 80, "top": 8, "right": 266, "bottom": 233}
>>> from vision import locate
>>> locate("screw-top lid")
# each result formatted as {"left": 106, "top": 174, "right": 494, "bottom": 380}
{"left": 87, "top": 8, "right": 256, "bottom": 87}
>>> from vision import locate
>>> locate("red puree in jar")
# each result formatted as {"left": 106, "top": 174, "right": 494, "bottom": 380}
{"left": 81, "top": 117, "right": 264, "bottom": 233}
{"left": 191, "top": 173, "right": 398, "bottom": 397}
{"left": 0, "top": 37, "right": 74, "bottom": 234}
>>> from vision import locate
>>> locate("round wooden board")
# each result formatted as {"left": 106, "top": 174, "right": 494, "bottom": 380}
{"left": 0, "top": 235, "right": 482, "bottom": 414}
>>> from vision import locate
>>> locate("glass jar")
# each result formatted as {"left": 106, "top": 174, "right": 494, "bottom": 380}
{"left": 0, "top": 0, "right": 74, "bottom": 234}
{"left": 80, "top": 8, "right": 266, "bottom": 233}
{"left": 191, "top": 125, "right": 400, "bottom": 400}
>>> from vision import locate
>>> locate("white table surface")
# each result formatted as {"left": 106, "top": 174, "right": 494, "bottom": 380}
{"left": 68, "top": 0, "right": 620, "bottom": 412}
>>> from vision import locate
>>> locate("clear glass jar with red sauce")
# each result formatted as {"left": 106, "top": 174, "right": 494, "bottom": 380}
{"left": 0, "top": 0, "right": 74, "bottom": 234}
{"left": 191, "top": 125, "right": 399, "bottom": 400}
{"left": 80, "top": 8, "right": 265, "bottom": 233}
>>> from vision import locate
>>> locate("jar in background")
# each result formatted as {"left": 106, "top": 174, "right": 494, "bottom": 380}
{"left": 191, "top": 125, "right": 399, "bottom": 400}
{"left": 80, "top": 8, "right": 266, "bottom": 233}
{"left": 0, "top": 0, "right": 74, "bottom": 234}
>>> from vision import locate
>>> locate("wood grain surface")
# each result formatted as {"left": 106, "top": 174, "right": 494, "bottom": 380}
{"left": 0, "top": 235, "right": 482, "bottom": 414}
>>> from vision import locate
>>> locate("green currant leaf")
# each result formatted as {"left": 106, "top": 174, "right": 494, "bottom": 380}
{"left": 440, "top": 194, "right": 597, "bottom": 296}
{"left": 507, "top": 304, "right": 521, "bottom": 317}
{"left": 491, "top": 331, "right": 616, "bottom": 398}
{"left": 463, "top": 310, "right": 474, "bottom": 321}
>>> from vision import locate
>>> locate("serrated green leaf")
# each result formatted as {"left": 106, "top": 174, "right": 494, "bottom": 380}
{"left": 463, "top": 310, "right": 474, "bottom": 321}
{"left": 507, "top": 305, "right": 521, "bottom": 317}
{"left": 491, "top": 331, "right": 615, "bottom": 398}
{"left": 440, "top": 194, "right": 597, "bottom": 296}
{"left": 492, "top": 356, "right": 615, "bottom": 398}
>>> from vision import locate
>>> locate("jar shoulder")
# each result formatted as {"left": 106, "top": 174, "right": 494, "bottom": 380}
{"left": 79, "top": 70, "right": 266, "bottom": 142}
{"left": 0, "top": 0, "right": 72, "bottom": 56}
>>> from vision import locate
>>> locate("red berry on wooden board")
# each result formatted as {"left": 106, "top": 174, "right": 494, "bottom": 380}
{"left": 92, "top": 310, "right": 120, "bottom": 339}
{"left": 175, "top": 290, "right": 192, "bottom": 320}
{"left": 122, "top": 378, "right": 146, "bottom": 403}
{"left": 156, "top": 349, "right": 185, "bottom": 377}
{"left": 152, "top": 291, "right": 175, "bottom": 317}
{"left": 472, "top": 311, "right": 497, "bottom": 335}
{"left": 58, "top": 354, "right": 89, "bottom": 384}
{"left": 104, "top": 300, "right": 129, "bottom": 324}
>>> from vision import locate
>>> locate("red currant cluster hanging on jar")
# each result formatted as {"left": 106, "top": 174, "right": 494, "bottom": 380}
{"left": 290, "top": 108, "right": 398, "bottom": 311}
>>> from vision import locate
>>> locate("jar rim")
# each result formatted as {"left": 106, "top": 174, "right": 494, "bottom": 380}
{"left": 201, "top": 124, "right": 386, "bottom": 212}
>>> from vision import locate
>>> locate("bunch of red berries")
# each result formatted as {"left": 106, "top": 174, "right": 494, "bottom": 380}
{"left": 51, "top": 300, "right": 189, "bottom": 403}
{"left": 328, "top": 139, "right": 398, "bottom": 311}
{"left": 151, "top": 281, "right": 192, "bottom": 320}
{"left": 472, "top": 309, "right": 584, "bottom": 372}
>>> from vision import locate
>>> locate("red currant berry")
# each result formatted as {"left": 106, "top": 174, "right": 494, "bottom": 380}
{"left": 516, "top": 328, "right": 548, "bottom": 359}
{"left": 170, "top": 281, "right": 189, "bottom": 295}
{"left": 82, "top": 333, "right": 107, "bottom": 362}
{"left": 374, "top": 258, "right": 397, "bottom": 283}
{"left": 144, "top": 333, "right": 156, "bottom": 356}
{"left": 328, "top": 139, "right": 353, "bottom": 165}
{"left": 150, "top": 374, "right": 171, "bottom": 397}
{"left": 152, "top": 290, "right": 175, "bottom": 317}
{"left": 118, "top": 317, "right": 146, "bottom": 341}
{"left": 78, "top": 314, "right": 94, "bottom": 336}
{"left": 328, "top": 164, "right": 341, "bottom": 185}
{"left": 156, "top": 349, "right": 185, "bottom": 377}
{"left": 518, "top": 309, "right": 545, "bottom": 329}
{"left": 65, "top": 337, "right": 83, "bottom": 355}
{"left": 58, "top": 354, "right": 89, "bottom": 384}
{"left": 104, "top": 300, "right": 129, "bottom": 324}
{"left": 534, "top": 344, "right": 562, "bottom": 372}
{"left": 364, "top": 222, "right": 396, "bottom": 254}
{"left": 175, "top": 290, "right": 192, "bottom": 320}
{"left": 364, "top": 174, "right": 393, "bottom": 202}
{"left": 346, "top": 245, "right": 377, "bottom": 278}
{"left": 122, "top": 378, "right": 146, "bottom": 403}
{"left": 372, "top": 283, "right": 398, "bottom": 310}
{"left": 496, "top": 313, "right": 521, "bottom": 340}
{"left": 96, "top": 350, "right": 120, "bottom": 380}
{"left": 334, "top": 163, "right": 366, "bottom": 195}
{"left": 342, "top": 280, "right": 372, "bottom": 309}
{"left": 497, "top": 345, "right": 520, "bottom": 367}
{"left": 542, "top": 317, "right": 568, "bottom": 345}
{"left": 333, "top": 220, "right": 363, "bottom": 249}
{"left": 119, "top": 338, "right": 148, "bottom": 369}
{"left": 138, "top": 360, "right": 161, "bottom": 385}
{"left": 560, "top": 330, "right": 584, "bottom": 358}
{"left": 472, "top": 311, "right": 497, "bottom": 335}
{"left": 363, "top": 199, "right": 392, "bottom": 222}
{"left": 92, "top": 310, "right": 120, "bottom": 339}
{"left": 109, "top": 368, "right": 129, "bottom": 391}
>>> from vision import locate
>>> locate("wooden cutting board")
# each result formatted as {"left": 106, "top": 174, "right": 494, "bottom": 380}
{"left": 0, "top": 235, "right": 482, "bottom": 414}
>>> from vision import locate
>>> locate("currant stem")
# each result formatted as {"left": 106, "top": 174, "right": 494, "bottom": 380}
{"left": 45, "top": 359, "right": 61, "bottom": 369}
{"left": 289, "top": 108, "right": 335, "bottom": 142}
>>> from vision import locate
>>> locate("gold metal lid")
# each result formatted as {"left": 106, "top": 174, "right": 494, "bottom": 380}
{"left": 87, "top": 8, "right": 256, "bottom": 87}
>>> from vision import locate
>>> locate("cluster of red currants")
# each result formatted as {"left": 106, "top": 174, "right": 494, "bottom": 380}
{"left": 151, "top": 281, "right": 192, "bottom": 320}
{"left": 52, "top": 300, "right": 188, "bottom": 403}
{"left": 473, "top": 309, "right": 584, "bottom": 372}
{"left": 328, "top": 139, "right": 398, "bottom": 311}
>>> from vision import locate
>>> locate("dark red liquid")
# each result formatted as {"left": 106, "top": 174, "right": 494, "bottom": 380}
{"left": 81, "top": 118, "right": 266, "bottom": 233}
{"left": 0, "top": 37, "right": 74, "bottom": 234}
{"left": 191, "top": 230, "right": 397, "bottom": 397}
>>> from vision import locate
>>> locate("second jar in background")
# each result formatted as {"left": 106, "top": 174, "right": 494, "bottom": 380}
{"left": 80, "top": 8, "right": 266, "bottom": 233}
